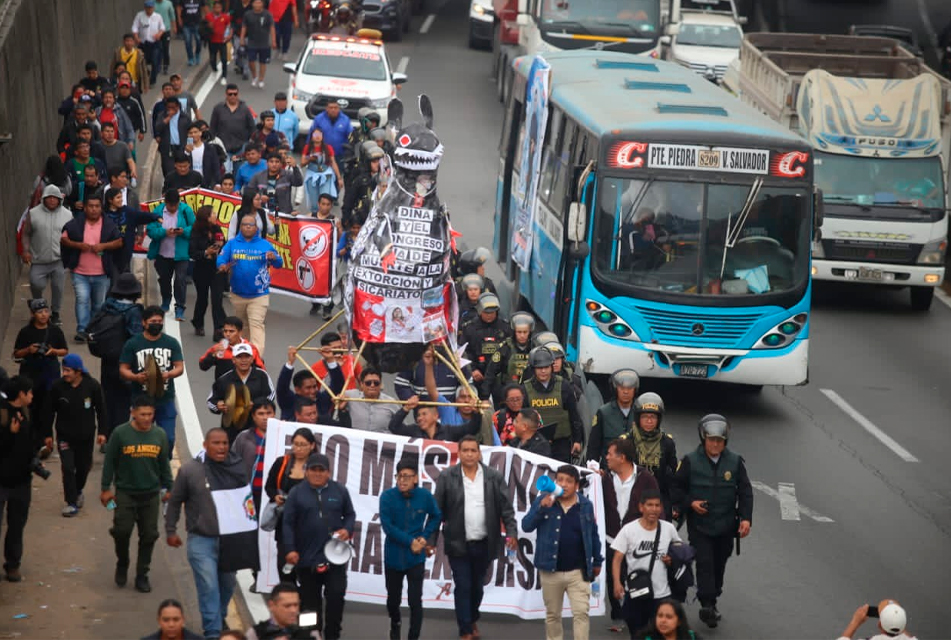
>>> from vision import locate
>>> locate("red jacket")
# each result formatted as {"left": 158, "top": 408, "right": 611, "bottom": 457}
{"left": 311, "top": 356, "right": 361, "bottom": 392}
{"left": 206, "top": 12, "right": 232, "bottom": 44}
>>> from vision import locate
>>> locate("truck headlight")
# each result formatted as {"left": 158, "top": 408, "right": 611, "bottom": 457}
{"left": 292, "top": 89, "right": 315, "bottom": 103}
{"left": 812, "top": 240, "right": 825, "bottom": 259}
{"left": 369, "top": 97, "right": 391, "bottom": 108}
{"left": 917, "top": 239, "right": 947, "bottom": 265}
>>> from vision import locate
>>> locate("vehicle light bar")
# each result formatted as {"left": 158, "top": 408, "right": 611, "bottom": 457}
{"left": 310, "top": 34, "right": 383, "bottom": 45}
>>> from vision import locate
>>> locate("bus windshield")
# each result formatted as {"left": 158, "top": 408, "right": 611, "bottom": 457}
{"left": 816, "top": 152, "right": 945, "bottom": 210}
{"left": 677, "top": 23, "right": 742, "bottom": 48}
{"left": 593, "top": 178, "right": 811, "bottom": 297}
{"left": 540, "top": 0, "right": 660, "bottom": 36}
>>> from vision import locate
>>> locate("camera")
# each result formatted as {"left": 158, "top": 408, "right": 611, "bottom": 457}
{"left": 30, "top": 457, "right": 51, "bottom": 481}
{"left": 35, "top": 343, "right": 49, "bottom": 356}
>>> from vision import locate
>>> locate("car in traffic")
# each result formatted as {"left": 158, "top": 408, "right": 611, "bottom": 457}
{"left": 361, "top": 0, "right": 411, "bottom": 41}
{"left": 663, "top": 11, "right": 743, "bottom": 82}
{"left": 848, "top": 24, "right": 923, "bottom": 58}
{"left": 468, "top": 0, "right": 493, "bottom": 49}
{"left": 282, "top": 32, "right": 408, "bottom": 143}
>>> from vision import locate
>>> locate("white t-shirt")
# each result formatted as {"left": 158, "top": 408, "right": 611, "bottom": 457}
{"left": 613, "top": 519, "right": 681, "bottom": 598}
{"left": 463, "top": 465, "right": 487, "bottom": 541}
{"left": 191, "top": 144, "right": 205, "bottom": 174}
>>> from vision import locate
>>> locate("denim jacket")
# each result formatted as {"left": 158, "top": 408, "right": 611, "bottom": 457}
{"left": 379, "top": 486, "right": 442, "bottom": 571}
{"left": 522, "top": 492, "right": 603, "bottom": 581}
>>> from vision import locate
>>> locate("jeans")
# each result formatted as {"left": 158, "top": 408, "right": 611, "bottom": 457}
{"left": 71, "top": 272, "right": 109, "bottom": 333}
{"left": 386, "top": 564, "right": 425, "bottom": 640}
{"left": 540, "top": 569, "right": 591, "bottom": 640}
{"left": 192, "top": 261, "right": 226, "bottom": 331}
{"left": 29, "top": 261, "right": 65, "bottom": 314}
{"left": 691, "top": 531, "right": 734, "bottom": 607}
{"left": 0, "top": 481, "right": 31, "bottom": 571}
{"left": 161, "top": 31, "right": 171, "bottom": 70}
{"left": 141, "top": 40, "right": 162, "bottom": 86}
{"left": 187, "top": 534, "right": 237, "bottom": 639}
{"left": 304, "top": 167, "right": 339, "bottom": 212}
{"left": 230, "top": 293, "right": 269, "bottom": 353}
{"left": 58, "top": 438, "right": 94, "bottom": 507}
{"left": 297, "top": 563, "right": 347, "bottom": 640}
{"left": 606, "top": 543, "right": 626, "bottom": 622}
{"left": 275, "top": 20, "right": 294, "bottom": 53}
{"left": 110, "top": 490, "right": 160, "bottom": 576}
{"left": 101, "top": 357, "right": 131, "bottom": 437}
{"left": 154, "top": 257, "right": 188, "bottom": 312}
{"left": 209, "top": 42, "right": 228, "bottom": 77}
{"left": 154, "top": 400, "right": 177, "bottom": 458}
{"left": 183, "top": 24, "right": 201, "bottom": 62}
{"left": 447, "top": 539, "right": 491, "bottom": 636}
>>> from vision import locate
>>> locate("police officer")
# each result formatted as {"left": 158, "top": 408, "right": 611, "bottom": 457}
{"left": 621, "top": 392, "right": 677, "bottom": 517}
{"left": 456, "top": 273, "right": 484, "bottom": 326}
{"left": 456, "top": 247, "right": 498, "bottom": 295}
{"left": 534, "top": 341, "right": 584, "bottom": 402}
{"left": 346, "top": 107, "right": 381, "bottom": 173}
{"left": 483, "top": 311, "right": 534, "bottom": 402}
{"left": 587, "top": 369, "right": 639, "bottom": 466}
{"left": 342, "top": 142, "right": 384, "bottom": 226}
{"left": 671, "top": 414, "right": 753, "bottom": 628}
{"left": 460, "top": 293, "right": 509, "bottom": 399}
{"left": 523, "top": 346, "right": 583, "bottom": 464}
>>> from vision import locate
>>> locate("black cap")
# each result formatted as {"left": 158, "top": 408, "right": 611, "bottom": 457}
{"left": 306, "top": 453, "right": 330, "bottom": 470}
{"left": 274, "top": 91, "right": 288, "bottom": 101}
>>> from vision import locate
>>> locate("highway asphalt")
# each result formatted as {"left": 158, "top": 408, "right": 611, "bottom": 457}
{"left": 174, "top": 0, "right": 950, "bottom": 637}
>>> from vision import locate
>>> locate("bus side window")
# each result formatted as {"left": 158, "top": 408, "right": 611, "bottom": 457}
{"left": 551, "top": 119, "right": 578, "bottom": 210}
{"left": 500, "top": 93, "right": 518, "bottom": 155}
{"left": 538, "top": 108, "right": 562, "bottom": 203}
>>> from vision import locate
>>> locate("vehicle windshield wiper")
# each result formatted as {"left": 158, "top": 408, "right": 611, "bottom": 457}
{"left": 719, "top": 177, "right": 763, "bottom": 280}
{"left": 614, "top": 178, "right": 654, "bottom": 270}
{"left": 598, "top": 21, "right": 652, "bottom": 36}
{"left": 544, "top": 20, "right": 591, "bottom": 34}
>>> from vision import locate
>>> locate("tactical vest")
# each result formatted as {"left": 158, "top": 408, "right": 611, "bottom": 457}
{"left": 596, "top": 402, "right": 635, "bottom": 459}
{"left": 526, "top": 377, "right": 571, "bottom": 440}
{"left": 505, "top": 341, "right": 530, "bottom": 382}
{"left": 685, "top": 446, "right": 741, "bottom": 537}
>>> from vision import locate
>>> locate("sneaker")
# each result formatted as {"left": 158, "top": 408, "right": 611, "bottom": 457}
{"left": 62, "top": 505, "right": 79, "bottom": 517}
{"left": 51, "top": 312, "right": 62, "bottom": 326}
{"left": 220, "top": 77, "right": 228, "bottom": 86}
{"left": 699, "top": 606, "right": 719, "bottom": 629}
{"left": 389, "top": 622, "right": 401, "bottom": 640}
{"left": 115, "top": 564, "right": 128, "bottom": 587}
{"left": 161, "top": 300, "right": 171, "bottom": 313}
{"left": 134, "top": 574, "right": 152, "bottom": 593}
{"left": 74, "top": 332, "right": 88, "bottom": 343}
{"left": 310, "top": 302, "right": 322, "bottom": 316}
{"left": 76, "top": 493, "right": 84, "bottom": 509}
{"left": 174, "top": 307, "right": 185, "bottom": 321}
{"left": 6, "top": 567, "right": 22, "bottom": 582}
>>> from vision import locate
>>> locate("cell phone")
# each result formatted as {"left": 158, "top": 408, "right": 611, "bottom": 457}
{"left": 299, "top": 612, "right": 318, "bottom": 627}
{"left": 700, "top": 501, "right": 709, "bottom": 509}
{"left": 867, "top": 605, "right": 879, "bottom": 618}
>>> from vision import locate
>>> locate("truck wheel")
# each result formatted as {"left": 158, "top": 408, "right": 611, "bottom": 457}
{"left": 910, "top": 286, "right": 934, "bottom": 311}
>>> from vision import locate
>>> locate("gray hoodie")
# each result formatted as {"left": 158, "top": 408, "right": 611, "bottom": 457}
{"left": 22, "top": 184, "right": 73, "bottom": 264}
{"left": 165, "top": 455, "right": 220, "bottom": 537}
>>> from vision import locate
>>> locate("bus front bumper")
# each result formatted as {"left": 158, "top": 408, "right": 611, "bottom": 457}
{"left": 576, "top": 325, "right": 809, "bottom": 386}
{"left": 812, "top": 259, "right": 944, "bottom": 287}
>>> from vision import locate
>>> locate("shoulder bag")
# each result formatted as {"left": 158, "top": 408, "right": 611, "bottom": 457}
{"left": 625, "top": 523, "right": 663, "bottom": 599}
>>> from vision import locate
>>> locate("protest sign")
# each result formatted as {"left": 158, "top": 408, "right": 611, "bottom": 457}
{"left": 256, "top": 420, "right": 606, "bottom": 619}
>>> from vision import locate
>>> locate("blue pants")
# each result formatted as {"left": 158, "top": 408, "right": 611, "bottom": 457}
{"left": 142, "top": 41, "right": 161, "bottom": 86}
{"left": 72, "top": 273, "right": 110, "bottom": 333}
{"left": 275, "top": 20, "right": 294, "bottom": 54}
{"left": 447, "top": 540, "right": 491, "bottom": 636}
{"left": 154, "top": 400, "right": 177, "bottom": 458}
{"left": 187, "top": 534, "right": 237, "bottom": 639}
{"left": 183, "top": 24, "right": 201, "bottom": 63}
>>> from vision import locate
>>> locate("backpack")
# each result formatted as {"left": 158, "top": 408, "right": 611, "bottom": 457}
{"left": 86, "top": 307, "right": 136, "bottom": 359}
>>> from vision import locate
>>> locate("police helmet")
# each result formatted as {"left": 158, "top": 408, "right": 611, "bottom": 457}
{"left": 634, "top": 392, "right": 664, "bottom": 415}
{"left": 337, "top": 3, "right": 352, "bottom": 16}
{"left": 533, "top": 331, "right": 559, "bottom": 348}
{"left": 357, "top": 107, "right": 374, "bottom": 121}
{"left": 610, "top": 368, "right": 640, "bottom": 391}
{"left": 460, "top": 273, "right": 484, "bottom": 293}
{"left": 365, "top": 111, "right": 381, "bottom": 125}
{"left": 698, "top": 413, "right": 730, "bottom": 443}
{"left": 259, "top": 110, "right": 275, "bottom": 121}
{"left": 528, "top": 346, "right": 555, "bottom": 369}
{"left": 458, "top": 247, "right": 493, "bottom": 275}
{"left": 369, "top": 127, "right": 387, "bottom": 143}
{"left": 546, "top": 342, "right": 566, "bottom": 360}
{"left": 476, "top": 292, "right": 500, "bottom": 315}
{"left": 361, "top": 142, "right": 385, "bottom": 160}
{"left": 510, "top": 312, "right": 536, "bottom": 332}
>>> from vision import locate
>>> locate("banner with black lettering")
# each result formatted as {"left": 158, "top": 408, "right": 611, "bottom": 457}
{"left": 256, "top": 420, "right": 607, "bottom": 619}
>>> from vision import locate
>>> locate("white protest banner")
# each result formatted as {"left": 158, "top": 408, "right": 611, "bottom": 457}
{"left": 257, "top": 420, "right": 606, "bottom": 619}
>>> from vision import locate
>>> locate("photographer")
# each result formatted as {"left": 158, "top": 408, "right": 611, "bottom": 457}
{"left": 838, "top": 600, "right": 916, "bottom": 640}
{"left": 246, "top": 151, "right": 303, "bottom": 216}
{"left": 0, "top": 375, "right": 52, "bottom": 582}
{"left": 247, "top": 583, "right": 321, "bottom": 640}
{"left": 12, "top": 298, "right": 69, "bottom": 442}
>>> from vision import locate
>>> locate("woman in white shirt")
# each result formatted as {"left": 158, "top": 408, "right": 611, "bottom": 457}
{"left": 612, "top": 489, "right": 682, "bottom": 639}
{"left": 185, "top": 123, "right": 221, "bottom": 188}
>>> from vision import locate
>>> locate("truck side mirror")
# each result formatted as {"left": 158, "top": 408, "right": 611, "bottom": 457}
{"left": 813, "top": 188, "right": 824, "bottom": 239}
{"left": 567, "top": 202, "right": 587, "bottom": 243}
{"left": 660, "top": 35, "right": 672, "bottom": 46}
{"left": 516, "top": 13, "right": 530, "bottom": 26}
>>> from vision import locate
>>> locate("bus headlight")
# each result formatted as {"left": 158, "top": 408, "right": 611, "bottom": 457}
{"left": 586, "top": 300, "right": 639, "bottom": 341}
{"left": 812, "top": 240, "right": 824, "bottom": 258}
{"left": 754, "top": 313, "right": 807, "bottom": 349}
{"left": 917, "top": 239, "right": 947, "bottom": 265}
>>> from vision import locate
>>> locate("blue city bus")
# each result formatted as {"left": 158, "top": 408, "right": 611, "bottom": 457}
{"left": 493, "top": 51, "right": 820, "bottom": 386}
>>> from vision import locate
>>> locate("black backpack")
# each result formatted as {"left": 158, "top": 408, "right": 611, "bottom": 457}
{"left": 87, "top": 307, "right": 136, "bottom": 359}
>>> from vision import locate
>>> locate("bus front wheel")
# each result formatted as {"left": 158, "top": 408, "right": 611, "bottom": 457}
{"left": 910, "top": 286, "right": 934, "bottom": 311}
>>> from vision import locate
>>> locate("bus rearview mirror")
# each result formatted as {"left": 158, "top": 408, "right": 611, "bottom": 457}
{"left": 516, "top": 13, "right": 530, "bottom": 26}
{"left": 813, "top": 188, "right": 824, "bottom": 233}
{"left": 568, "top": 202, "right": 587, "bottom": 243}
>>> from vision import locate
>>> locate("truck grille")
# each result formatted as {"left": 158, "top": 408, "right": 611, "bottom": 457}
{"left": 309, "top": 95, "right": 370, "bottom": 120}
{"left": 635, "top": 307, "right": 764, "bottom": 347}
{"left": 687, "top": 62, "right": 728, "bottom": 79}
{"left": 822, "top": 241, "right": 921, "bottom": 265}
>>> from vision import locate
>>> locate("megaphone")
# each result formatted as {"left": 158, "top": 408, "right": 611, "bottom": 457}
{"left": 535, "top": 475, "right": 564, "bottom": 497}
{"left": 323, "top": 537, "right": 353, "bottom": 566}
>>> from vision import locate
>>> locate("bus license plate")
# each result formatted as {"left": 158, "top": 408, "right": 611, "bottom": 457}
{"left": 859, "top": 267, "right": 882, "bottom": 281}
{"left": 678, "top": 364, "right": 708, "bottom": 378}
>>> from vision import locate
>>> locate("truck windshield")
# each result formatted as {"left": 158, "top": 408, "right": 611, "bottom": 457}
{"left": 816, "top": 152, "right": 945, "bottom": 210}
{"left": 677, "top": 23, "right": 742, "bottom": 48}
{"left": 593, "top": 177, "right": 811, "bottom": 297}
{"left": 540, "top": 0, "right": 660, "bottom": 36}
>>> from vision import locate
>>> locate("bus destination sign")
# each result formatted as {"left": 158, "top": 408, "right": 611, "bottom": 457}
{"left": 606, "top": 141, "right": 810, "bottom": 179}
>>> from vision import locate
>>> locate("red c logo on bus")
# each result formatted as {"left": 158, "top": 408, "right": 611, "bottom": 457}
{"left": 609, "top": 142, "right": 648, "bottom": 169}
{"left": 771, "top": 151, "right": 809, "bottom": 178}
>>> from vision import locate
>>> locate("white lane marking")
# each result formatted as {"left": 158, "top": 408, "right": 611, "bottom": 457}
{"left": 751, "top": 481, "right": 834, "bottom": 523}
{"left": 237, "top": 568, "right": 270, "bottom": 620}
{"left": 420, "top": 14, "right": 436, "bottom": 34}
{"left": 820, "top": 389, "right": 920, "bottom": 463}
{"left": 195, "top": 68, "right": 223, "bottom": 111}
{"left": 164, "top": 314, "right": 205, "bottom": 456}
{"left": 396, "top": 56, "right": 410, "bottom": 74}
{"left": 934, "top": 286, "right": 951, "bottom": 310}
{"left": 778, "top": 482, "right": 801, "bottom": 522}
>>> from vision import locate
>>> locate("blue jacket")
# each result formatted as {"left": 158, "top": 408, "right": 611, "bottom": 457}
{"left": 310, "top": 111, "right": 353, "bottom": 156}
{"left": 379, "top": 486, "right": 442, "bottom": 571}
{"left": 146, "top": 203, "right": 195, "bottom": 261}
{"left": 522, "top": 492, "right": 604, "bottom": 581}
{"left": 235, "top": 159, "right": 267, "bottom": 192}
{"left": 282, "top": 479, "right": 356, "bottom": 568}
{"left": 274, "top": 108, "right": 300, "bottom": 145}
{"left": 216, "top": 233, "right": 283, "bottom": 298}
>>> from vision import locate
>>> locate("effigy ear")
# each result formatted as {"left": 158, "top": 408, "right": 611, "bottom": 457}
{"left": 418, "top": 94, "right": 433, "bottom": 130}
{"left": 387, "top": 98, "right": 404, "bottom": 131}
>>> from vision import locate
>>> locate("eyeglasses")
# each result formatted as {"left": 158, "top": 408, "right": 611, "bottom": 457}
{"left": 395, "top": 473, "right": 416, "bottom": 480}
{"left": 240, "top": 222, "right": 256, "bottom": 227}
{"left": 363, "top": 380, "right": 381, "bottom": 387}
{"left": 226, "top": 91, "right": 238, "bottom": 96}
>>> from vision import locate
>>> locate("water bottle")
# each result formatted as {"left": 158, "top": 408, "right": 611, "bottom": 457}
{"left": 282, "top": 563, "right": 296, "bottom": 574}
{"left": 591, "top": 581, "right": 601, "bottom": 599}
{"left": 505, "top": 546, "right": 516, "bottom": 564}
{"left": 106, "top": 499, "right": 117, "bottom": 511}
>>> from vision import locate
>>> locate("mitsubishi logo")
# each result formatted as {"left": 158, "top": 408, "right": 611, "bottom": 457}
{"left": 864, "top": 105, "right": 890, "bottom": 123}
{"left": 338, "top": 99, "right": 350, "bottom": 108}
{"left": 691, "top": 323, "right": 705, "bottom": 336}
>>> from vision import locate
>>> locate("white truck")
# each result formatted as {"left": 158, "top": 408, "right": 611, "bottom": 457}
{"left": 723, "top": 33, "right": 951, "bottom": 310}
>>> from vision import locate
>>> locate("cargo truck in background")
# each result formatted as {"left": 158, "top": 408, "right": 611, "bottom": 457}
{"left": 723, "top": 33, "right": 951, "bottom": 310}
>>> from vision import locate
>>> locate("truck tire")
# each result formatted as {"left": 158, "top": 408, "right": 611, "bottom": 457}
{"left": 910, "top": 286, "right": 934, "bottom": 311}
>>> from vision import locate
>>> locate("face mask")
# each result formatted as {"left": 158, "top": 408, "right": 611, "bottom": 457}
{"left": 326, "top": 361, "right": 339, "bottom": 370}
{"left": 146, "top": 323, "right": 163, "bottom": 336}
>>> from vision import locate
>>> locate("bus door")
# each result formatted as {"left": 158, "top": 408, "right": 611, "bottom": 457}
{"left": 493, "top": 80, "right": 524, "bottom": 268}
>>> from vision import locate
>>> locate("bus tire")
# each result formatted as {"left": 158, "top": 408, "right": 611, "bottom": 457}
{"left": 910, "top": 286, "right": 934, "bottom": 311}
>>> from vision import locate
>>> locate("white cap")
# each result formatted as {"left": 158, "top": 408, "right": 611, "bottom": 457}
{"left": 879, "top": 603, "right": 907, "bottom": 636}
{"left": 232, "top": 343, "right": 254, "bottom": 357}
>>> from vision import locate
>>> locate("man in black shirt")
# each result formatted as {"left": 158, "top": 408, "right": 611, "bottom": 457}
{"left": 163, "top": 152, "right": 203, "bottom": 193}
{"left": 79, "top": 61, "right": 112, "bottom": 100}
{"left": 207, "top": 343, "right": 276, "bottom": 441}
{"left": 12, "top": 298, "right": 69, "bottom": 443}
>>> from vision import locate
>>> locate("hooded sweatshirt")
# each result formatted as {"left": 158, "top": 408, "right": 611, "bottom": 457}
{"left": 23, "top": 185, "right": 73, "bottom": 264}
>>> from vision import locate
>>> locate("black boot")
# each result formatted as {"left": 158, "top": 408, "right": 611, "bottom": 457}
{"left": 389, "top": 622, "right": 401, "bottom": 640}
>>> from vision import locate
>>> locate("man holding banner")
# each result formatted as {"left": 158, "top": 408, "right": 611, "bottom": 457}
{"left": 432, "top": 435, "right": 518, "bottom": 640}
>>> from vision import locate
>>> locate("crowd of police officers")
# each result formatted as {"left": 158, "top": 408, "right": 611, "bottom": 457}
{"left": 451, "top": 246, "right": 754, "bottom": 629}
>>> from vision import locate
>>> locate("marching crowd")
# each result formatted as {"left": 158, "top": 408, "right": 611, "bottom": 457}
{"left": 0, "top": 2, "right": 921, "bottom": 640}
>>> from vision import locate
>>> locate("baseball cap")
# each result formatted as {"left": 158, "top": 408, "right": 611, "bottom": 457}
{"left": 144, "top": 1, "right": 155, "bottom": 6}
{"left": 306, "top": 453, "right": 330, "bottom": 470}
{"left": 232, "top": 343, "right": 254, "bottom": 357}
{"left": 63, "top": 353, "right": 87, "bottom": 373}
{"left": 118, "top": 81, "right": 131, "bottom": 88}
{"left": 28, "top": 298, "right": 50, "bottom": 313}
